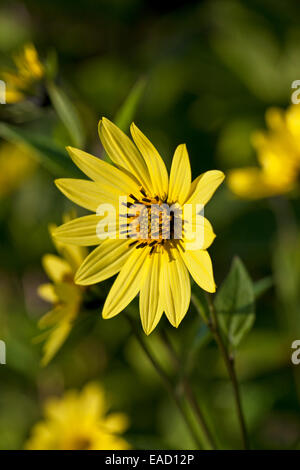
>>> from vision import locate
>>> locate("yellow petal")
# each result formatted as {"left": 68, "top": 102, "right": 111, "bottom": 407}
{"left": 5, "top": 88, "right": 25, "bottom": 103}
{"left": 42, "top": 254, "right": 72, "bottom": 283}
{"left": 168, "top": 144, "right": 191, "bottom": 204}
{"left": 186, "top": 170, "right": 225, "bottom": 206}
{"left": 37, "top": 283, "right": 58, "bottom": 304}
{"left": 55, "top": 178, "right": 120, "bottom": 212}
{"left": 265, "top": 107, "right": 285, "bottom": 131}
{"left": 98, "top": 118, "right": 152, "bottom": 194}
{"left": 102, "top": 247, "right": 149, "bottom": 319}
{"left": 227, "top": 167, "right": 294, "bottom": 199}
{"left": 183, "top": 216, "right": 216, "bottom": 250}
{"left": 54, "top": 214, "right": 105, "bottom": 246}
{"left": 66, "top": 146, "right": 139, "bottom": 196}
{"left": 75, "top": 239, "right": 134, "bottom": 285}
{"left": 227, "top": 168, "right": 262, "bottom": 199}
{"left": 55, "top": 244, "right": 87, "bottom": 273}
{"left": 286, "top": 105, "right": 300, "bottom": 138}
{"left": 21, "top": 43, "right": 44, "bottom": 79}
{"left": 130, "top": 123, "right": 169, "bottom": 199}
{"left": 139, "top": 253, "right": 163, "bottom": 335}
{"left": 180, "top": 248, "right": 216, "bottom": 293}
{"left": 161, "top": 248, "right": 190, "bottom": 328}
{"left": 41, "top": 315, "right": 75, "bottom": 367}
{"left": 41, "top": 324, "right": 72, "bottom": 366}
{"left": 49, "top": 222, "right": 87, "bottom": 270}
{"left": 38, "top": 304, "right": 69, "bottom": 329}
{"left": 104, "top": 413, "right": 129, "bottom": 434}
{"left": 80, "top": 382, "right": 106, "bottom": 417}
{"left": 54, "top": 282, "right": 81, "bottom": 304}
{"left": 38, "top": 292, "right": 80, "bottom": 366}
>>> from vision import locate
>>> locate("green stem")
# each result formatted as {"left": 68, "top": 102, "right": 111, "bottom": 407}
{"left": 206, "top": 293, "right": 249, "bottom": 450}
{"left": 160, "top": 329, "right": 216, "bottom": 450}
{"left": 268, "top": 196, "right": 300, "bottom": 402}
{"left": 124, "top": 313, "right": 203, "bottom": 449}
{"left": 191, "top": 293, "right": 249, "bottom": 449}
{"left": 268, "top": 196, "right": 298, "bottom": 241}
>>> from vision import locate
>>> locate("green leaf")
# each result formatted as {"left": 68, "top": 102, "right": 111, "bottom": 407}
{"left": 102, "top": 78, "right": 146, "bottom": 163}
{"left": 44, "top": 48, "right": 58, "bottom": 81}
{"left": 114, "top": 77, "right": 146, "bottom": 132}
{"left": 0, "top": 122, "right": 80, "bottom": 177}
{"left": 214, "top": 256, "right": 255, "bottom": 348}
{"left": 47, "top": 81, "right": 86, "bottom": 148}
{"left": 254, "top": 276, "right": 273, "bottom": 300}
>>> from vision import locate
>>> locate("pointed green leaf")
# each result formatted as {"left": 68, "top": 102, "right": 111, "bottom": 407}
{"left": 0, "top": 122, "right": 80, "bottom": 177}
{"left": 114, "top": 77, "right": 146, "bottom": 132}
{"left": 47, "top": 81, "right": 86, "bottom": 148}
{"left": 44, "top": 49, "right": 58, "bottom": 81}
{"left": 102, "top": 78, "right": 146, "bottom": 162}
{"left": 254, "top": 276, "right": 273, "bottom": 300}
{"left": 214, "top": 256, "right": 255, "bottom": 348}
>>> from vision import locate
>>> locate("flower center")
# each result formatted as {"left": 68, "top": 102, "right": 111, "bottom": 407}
{"left": 67, "top": 435, "right": 92, "bottom": 450}
{"left": 120, "top": 189, "right": 183, "bottom": 254}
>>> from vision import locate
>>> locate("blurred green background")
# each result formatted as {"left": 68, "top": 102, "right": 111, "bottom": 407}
{"left": 0, "top": 0, "right": 300, "bottom": 450}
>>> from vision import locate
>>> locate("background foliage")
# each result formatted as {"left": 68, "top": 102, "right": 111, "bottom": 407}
{"left": 0, "top": 0, "right": 300, "bottom": 450}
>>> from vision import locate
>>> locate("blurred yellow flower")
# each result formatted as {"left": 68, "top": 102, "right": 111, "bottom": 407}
{"left": 228, "top": 105, "right": 300, "bottom": 199}
{"left": 1, "top": 43, "right": 44, "bottom": 103}
{"left": 37, "top": 217, "right": 87, "bottom": 366}
{"left": 25, "top": 382, "right": 130, "bottom": 450}
{"left": 53, "top": 118, "right": 224, "bottom": 334}
{"left": 0, "top": 142, "right": 36, "bottom": 197}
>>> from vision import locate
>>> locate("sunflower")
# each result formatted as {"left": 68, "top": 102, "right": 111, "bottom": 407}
{"left": 37, "top": 216, "right": 86, "bottom": 366}
{"left": 25, "top": 382, "right": 130, "bottom": 450}
{"left": 228, "top": 105, "right": 300, "bottom": 199}
{"left": 53, "top": 119, "right": 224, "bottom": 334}
{"left": 1, "top": 43, "right": 44, "bottom": 103}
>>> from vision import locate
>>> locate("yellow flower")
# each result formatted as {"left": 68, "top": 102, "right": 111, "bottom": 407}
{"left": 53, "top": 119, "right": 224, "bottom": 334}
{"left": 25, "top": 382, "right": 130, "bottom": 450}
{"left": 228, "top": 105, "right": 300, "bottom": 199}
{"left": 37, "top": 217, "right": 86, "bottom": 366}
{"left": 1, "top": 43, "right": 44, "bottom": 103}
{"left": 0, "top": 142, "right": 36, "bottom": 197}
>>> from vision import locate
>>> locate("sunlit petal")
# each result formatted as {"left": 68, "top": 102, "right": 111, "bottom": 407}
{"left": 130, "top": 122, "right": 168, "bottom": 199}
{"left": 98, "top": 118, "right": 152, "bottom": 194}
{"left": 139, "top": 253, "right": 163, "bottom": 335}
{"left": 75, "top": 239, "right": 134, "bottom": 285}
{"left": 66, "top": 146, "right": 139, "bottom": 196}
{"left": 186, "top": 170, "right": 225, "bottom": 206}
{"left": 180, "top": 248, "right": 216, "bottom": 293}
{"left": 168, "top": 144, "right": 191, "bottom": 204}
{"left": 160, "top": 248, "right": 190, "bottom": 327}
{"left": 102, "top": 247, "right": 149, "bottom": 319}
{"left": 55, "top": 179, "right": 121, "bottom": 212}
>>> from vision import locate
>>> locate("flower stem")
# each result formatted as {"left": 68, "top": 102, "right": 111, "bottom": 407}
{"left": 124, "top": 313, "right": 204, "bottom": 449}
{"left": 160, "top": 329, "right": 216, "bottom": 450}
{"left": 191, "top": 293, "right": 249, "bottom": 449}
{"left": 205, "top": 293, "right": 249, "bottom": 449}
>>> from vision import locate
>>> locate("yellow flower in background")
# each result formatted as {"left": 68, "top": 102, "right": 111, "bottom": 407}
{"left": 1, "top": 43, "right": 44, "bottom": 103}
{"left": 53, "top": 119, "right": 224, "bottom": 334}
{"left": 37, "top": 216, "right": 87, "bottom": 366}
{"left": 228, "top": 105, "right": 300, "bottom": 199}
{"left": 25, "top": 382, "right": 130, "bottom": 450}
{"left": 0, "top": 142, "right": 36, "bottom": 197}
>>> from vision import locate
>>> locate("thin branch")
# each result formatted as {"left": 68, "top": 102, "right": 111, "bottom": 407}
{"left": 205, "top": 293, "right": 250, "bottom": 450}
{"left": 191, "top": 293, "right": 250, "bottom": 450}
{"left": 160, "top": 329, "right": 216, "bottom": 450}
{"left": 124, "top": 313, "right": 204, "bottom": 449}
